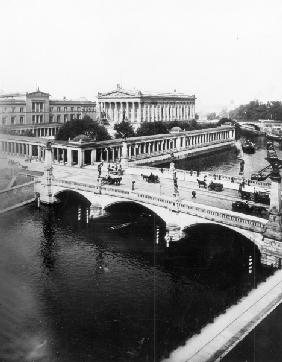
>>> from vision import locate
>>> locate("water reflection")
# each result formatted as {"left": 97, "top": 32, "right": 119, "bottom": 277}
{"left": 41, "top": 211, "right": 56, "bottom": 273}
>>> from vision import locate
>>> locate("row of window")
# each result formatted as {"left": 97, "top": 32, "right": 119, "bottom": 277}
{"left": 1, "top": 113, "right": 82, "bottom": 125}
{"left": 0, "top": 106, "right": 95, "bottom": 113}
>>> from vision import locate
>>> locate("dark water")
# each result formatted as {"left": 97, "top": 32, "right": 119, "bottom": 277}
{"left": 159, "top": 135, "right": 282, "bottom": 179}
{"left": 0, "top": 190, "right": 274, "bottom": 362}
{"left": 223, "top": 301, "right": 282, "bottom": 362}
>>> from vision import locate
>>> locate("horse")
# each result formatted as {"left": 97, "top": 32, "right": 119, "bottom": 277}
{"left": 197, "top": 179, "right": 207, "bottom": 188}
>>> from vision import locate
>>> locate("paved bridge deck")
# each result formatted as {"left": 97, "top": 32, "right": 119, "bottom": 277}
{"left": 5, "top": 156, "right": 271, "bottom": 217}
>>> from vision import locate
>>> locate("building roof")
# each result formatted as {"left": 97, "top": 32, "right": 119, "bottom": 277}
{"left": 0, "top": 89, "right": 95, "bottom": 104}
{"left": 98, "top": 84, "right": 196, "bottom": 100}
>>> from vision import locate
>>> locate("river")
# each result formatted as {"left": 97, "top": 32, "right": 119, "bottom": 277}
{"left": 0, "top": 136, "right": 281, "bottom": 362}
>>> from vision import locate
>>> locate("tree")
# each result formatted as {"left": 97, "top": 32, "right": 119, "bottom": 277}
{"left": 207, "top": 112, "right": 217, "bottom": 120}
{"left": 56, "top": 116, "right": 111, "bottom": 141}
{"left": 114, "top": 121, "right": 135, "bottom": 139}
{"left": 135, "top": 122, "right": 169, "bottom": 137}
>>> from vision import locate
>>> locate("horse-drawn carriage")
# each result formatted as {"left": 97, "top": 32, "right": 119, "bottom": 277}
{"left": 141, "top": 173, "right": 160, "bottom": 183}
{"left": 101, "top": 175, "right": 122, "bottom": 186}
{"left": 232, "top": 200, "right": 268, "bottom": 217}
{"left": 197, "top": 179, "right": 223, "bottom": 192}
{"left": 208, "top": 181, "right": 223, "bottom": 192}
{"left": 239, "top": 190, "right": 270, "bottom": 205}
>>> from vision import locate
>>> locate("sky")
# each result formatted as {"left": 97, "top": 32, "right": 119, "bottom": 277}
{"left": 1, "top": 0, "right": 282, "bottom": 114}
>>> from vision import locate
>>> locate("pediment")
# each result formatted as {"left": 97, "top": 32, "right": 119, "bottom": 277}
{"left": 27, "top": 91, "right": 50, "bottom": 98}
{"left": 99, "top": 89, "right": 139, "bottom": 98}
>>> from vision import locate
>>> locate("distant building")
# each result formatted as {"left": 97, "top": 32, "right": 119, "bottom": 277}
{"left": 97, "top": 84, "right": 196, "bottom": 127}
{"left": 0, "top": 89, "right": 96, "bottom": 138}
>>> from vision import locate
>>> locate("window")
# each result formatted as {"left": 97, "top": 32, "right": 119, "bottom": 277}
{"left": 39, "top": 115, "right": 43, "bottom": 123}
{"left": 57, "top": 114, "right": 61, "bottom": 123}
{"left": 77, "top": 107, "right": 81, "bottom": 112}
{"left": 71, "top": 107, "right": 74, "bottom": 112}
{"left": 2, "top": 117, "right": 6, "bottom": 125}
{"left": 20, "top": 116, "right": 24, "bottom": 124}
{"left": 50, "top": 107, "right": 53, "bottom": 112}
{"left": 57, "top": 107, "right": 61, "bottom": 112}
{"left": 64, "top": 106, "right": 67, "bottom": 112}
{"left": 20, "top": 107, "right": 24, "bottom": 113}
{"left": 32, "top": 115, "right": 35, "bottom": 123}
{"left": 64, "top": 114, "right": 68, "bottom": 123}
{"left": 70, "top": 114, "right": 74, "bottom": 121}
{"left": 11, "top": 107, "right": 15, "bottom": 113}
{"left": 11, "top": 116, "right": 16, "bottom": 124}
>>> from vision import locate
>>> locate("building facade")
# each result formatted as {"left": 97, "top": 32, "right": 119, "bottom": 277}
{"left": 0, "top": 89, "right": 96, "bottom": 138}
{"left": 97, "top": 85, "right": 196, "bottom": 126}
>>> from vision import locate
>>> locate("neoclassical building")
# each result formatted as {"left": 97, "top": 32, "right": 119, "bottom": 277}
{"left": 97, "top": 85, "right": 196, "bottom": 126}
{"left": 0, "top": 89, "right": 96, "bottom": 138}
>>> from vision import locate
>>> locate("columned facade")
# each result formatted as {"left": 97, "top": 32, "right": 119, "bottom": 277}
{"left": 98, "top": 85, "right": 196, "bottom": 127}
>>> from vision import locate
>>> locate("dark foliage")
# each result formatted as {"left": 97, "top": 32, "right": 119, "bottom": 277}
{"left": 56, "top": 116, "right": 111, "bottom": 141}
{"left": 229, "top": 100, "right": 282, "bottom": 121}
{"left": 114, "top": 121, "right": 135, "bottom": 139}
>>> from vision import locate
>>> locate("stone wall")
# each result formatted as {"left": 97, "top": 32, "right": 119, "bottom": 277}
{"left": 0, "top": 181, "right": 35, "bottom": 213}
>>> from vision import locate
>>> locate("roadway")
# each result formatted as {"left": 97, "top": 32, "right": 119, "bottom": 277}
{"left": 5, "top": 157, "right": 270, "bottom": 215}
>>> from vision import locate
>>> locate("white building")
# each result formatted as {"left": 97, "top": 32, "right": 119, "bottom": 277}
{"left": 97, "top": 85, "right": 196, "bottom": 127}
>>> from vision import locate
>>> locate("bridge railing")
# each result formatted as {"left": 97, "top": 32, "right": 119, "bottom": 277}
{"left": 52, "top": 178, "right": 267, "bottom": 233}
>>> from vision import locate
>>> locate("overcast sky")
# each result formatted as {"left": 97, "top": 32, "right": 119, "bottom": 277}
{"left": 1, "top": 0, "right": 282, "bottom": 114}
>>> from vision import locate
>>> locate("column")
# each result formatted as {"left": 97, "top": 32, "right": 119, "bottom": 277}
{"left": 77, "top": 149, "right": 83, "bottom": 167}
{"left": 151, "top": 104, "right": 155, "bottom": 122}
{"left": 126, "top": 102, "right": 129, "bottom": 121}
{"left": 165, "top": 104, "right": 169, "bottom": 121}
{"left": 131, "top": 102, "right": 135, "bottom": 123}
{"left": 91, "top": 149, "right": 96, "bottom": 164}
{"left": 114, "top": 102, "right": 118, "bottom": 122}
{"left": 137, "top": 102, "right": 141, "bottom": 123}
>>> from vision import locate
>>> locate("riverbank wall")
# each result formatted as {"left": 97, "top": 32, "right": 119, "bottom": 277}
{"left": 164, "top": 268, "right": 282, "bottom": 362}
{"left": 131, "top": 141, "right": 235, "bottom": 166}
{"left": 0, "top": 181, "right": 35, "bottom": 214}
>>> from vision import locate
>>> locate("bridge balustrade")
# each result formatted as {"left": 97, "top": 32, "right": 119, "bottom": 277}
{"left": 51, "top": 178, "right": 267, "bottom": 233}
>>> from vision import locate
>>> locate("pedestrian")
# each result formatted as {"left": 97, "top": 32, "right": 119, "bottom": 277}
{"left": 192, "top": 190, "right": 196, "bottom": 198}
{"left": 132, "top": 180, "right": 135, "bottom": 191}
{"left": 160, "top": 168, "right": 164, "bottom": 173}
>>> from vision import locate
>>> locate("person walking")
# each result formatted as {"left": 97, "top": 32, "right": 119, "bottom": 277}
{"left": 132, "top": 180, "right": 135, "bottom": 191}
{"left": 192, "top": 190, "right": 196, "bottom": 198}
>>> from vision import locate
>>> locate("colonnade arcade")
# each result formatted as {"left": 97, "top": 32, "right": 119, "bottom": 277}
{"left": 99, "top": 100, "right": 195, "bottom": 124}
{"left": 0, "top": 126, "right": 235, "bottom": 167}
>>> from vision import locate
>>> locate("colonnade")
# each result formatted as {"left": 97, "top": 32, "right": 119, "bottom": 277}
{"left": 16, "top": 126, "right": 60, "bottom": 138}
{"left": 98, "top": 101, "right": 195, "bottom": 123}
{"left": 0, "top": 126, "right": 235, "bottom": 167}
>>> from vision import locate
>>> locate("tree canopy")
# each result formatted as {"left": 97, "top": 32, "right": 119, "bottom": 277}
{"left": 135, "top": 122, "right": 169, "bottom": 137}
{"left": 229, "top": 100, "right": 282, "bottom": 121}
{"left": 56, "top": 116, "right": 111, "bottom": 141}
{"left": 114, "top": 121, "right": 135, "bottom": 139}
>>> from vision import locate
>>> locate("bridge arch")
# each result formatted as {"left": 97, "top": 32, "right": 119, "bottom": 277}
{"left": 104, "top": 200, "right": 167, "bottom": 227}
{"left": 182, "top": 222, "right": 263, "bottom": 252}
{"left": 54, "top": 189, "right": 92, "bottom": 206}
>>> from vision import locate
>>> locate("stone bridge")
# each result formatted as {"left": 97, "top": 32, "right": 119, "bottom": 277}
{"left": 35, "top": 173, "right": 282, "bottom": 268}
